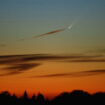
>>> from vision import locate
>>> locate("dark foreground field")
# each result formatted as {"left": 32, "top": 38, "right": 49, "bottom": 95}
{"left": 0, "top": 90, "right": 105, "bottom": 105}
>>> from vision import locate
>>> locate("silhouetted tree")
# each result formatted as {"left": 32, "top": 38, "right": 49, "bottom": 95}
{"left": 20, "top": 91, "right": 29, "bottom": 105}
{"left": 37, "top": 93, "right": 45, "bottom": 105}
{"left": 31, "top": 94, "right": 36, "bottom": 105}
{"left": 23, "top": 91, "right": 28, "bottom": 100}
{"left": 0, "top": 90, "right": 105, "bottom": 105}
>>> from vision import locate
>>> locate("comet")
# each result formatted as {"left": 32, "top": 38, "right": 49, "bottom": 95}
{"left": 33, "top": 24, "right": 73, "bottom": 39}
{"left": 19, "top": 23, "right": 73, "bottom": 41}
{"left": 68, "top": 25, "right": 72, "bottom": 30}
{"left": 33, "top": 28, "right": 65, "bottom": 38}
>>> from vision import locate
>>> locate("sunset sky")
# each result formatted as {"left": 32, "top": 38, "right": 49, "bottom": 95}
{"left": 0, "top": 0, "right": 105, "bottom": 99}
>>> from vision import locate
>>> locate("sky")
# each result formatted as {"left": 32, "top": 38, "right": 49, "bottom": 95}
{"left": 0, "top": 0, "right": 105, "bottom": 99}
{"left": 0, "top": 0, "right": 105, "bottom": 55}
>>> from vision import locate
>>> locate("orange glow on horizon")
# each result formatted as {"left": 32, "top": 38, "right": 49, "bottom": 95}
{"left": 0, "top": 61, "right": 105, "bottom": 99}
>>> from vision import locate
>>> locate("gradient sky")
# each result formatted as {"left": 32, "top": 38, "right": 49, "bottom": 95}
{"left": 0, "top": 0, "right": 105, "bottom": 99}
{"left": 0, "top": 0, "right": 105, "bottom": 55}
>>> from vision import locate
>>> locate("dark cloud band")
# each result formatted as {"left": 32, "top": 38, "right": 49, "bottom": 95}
{"left": 0, "top": 54, "right": 105, "bottom": 76}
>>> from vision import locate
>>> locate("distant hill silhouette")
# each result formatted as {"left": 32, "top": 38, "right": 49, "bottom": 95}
{"left": 0, "top": 90, "right": 105, "bottom": 105}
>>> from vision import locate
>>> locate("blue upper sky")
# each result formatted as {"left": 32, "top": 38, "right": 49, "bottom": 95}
{"left": 0, "top": 0, "right": 105, "bottom": 55}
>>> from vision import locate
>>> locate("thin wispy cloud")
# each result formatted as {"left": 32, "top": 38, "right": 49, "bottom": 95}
{"left": 31, "top": 69, "right": 105, "bottom": 78}
{"left": 0, "top": 63, "right": 41, "bottom": 77}
{"left": 3, "top": 63, "right": 41, "bottom": 71}
{"left": 97, "top": 49, "right": 105, "bottom": 53}
{"left": 68, "top": 59, "right": 105, "bottom": 63}
{"left": 0, "top": 71, "right": 22, "bottom": 77}
{"left": 0, "top": 44, "right": 6, "bottom": 47}
{"left": 87, "top": 48, "right": 105, "bottom": 55}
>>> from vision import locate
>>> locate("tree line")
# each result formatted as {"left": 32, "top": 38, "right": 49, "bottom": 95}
{"left": 0, "top": 90, "right": 105, "bottom": 105}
